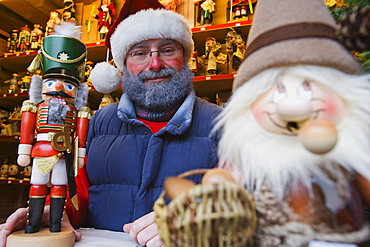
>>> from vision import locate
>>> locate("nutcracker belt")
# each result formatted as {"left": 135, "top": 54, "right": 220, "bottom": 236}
{"left": 34, "top": 133, "right": 72, "bottom": 174}
{"left": 36, "top": 133, "right": 72, "bottom": 142}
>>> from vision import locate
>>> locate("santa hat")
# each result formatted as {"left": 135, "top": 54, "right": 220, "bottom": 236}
{"left": 90, "top": 0, "right": 194, "bottom": 94}
{"left": 232, "top": 0, "right": 363, "bottom": 91}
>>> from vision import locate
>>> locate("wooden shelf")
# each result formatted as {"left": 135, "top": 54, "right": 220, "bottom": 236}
{"left": 193, "top": 74, "right": 235, "bottom": 100}
{"left": 0, "top": 179, "right": 30, "bottom": 185}
{"left": 191, "top": 20, "right": 252, "bottom": 33}
{"left": 193, "top": 73, "right": 236, "bottom": 82}
{"left": 0, "top": 41, "right": 108, "bottom": 83}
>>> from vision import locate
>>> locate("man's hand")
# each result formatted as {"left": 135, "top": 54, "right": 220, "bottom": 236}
{"left": 0, "top": 206, "right": 82, "bottom": 247}
{"left": 123, "top": 211, "right": 164, "bottom": 247}
{"left": 0, "top": 208, "right": 28, "bottom": 247}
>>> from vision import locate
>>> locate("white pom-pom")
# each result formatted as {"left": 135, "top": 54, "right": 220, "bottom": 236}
{"left": 90, "top": 62, "right": 122, "bottom": 94}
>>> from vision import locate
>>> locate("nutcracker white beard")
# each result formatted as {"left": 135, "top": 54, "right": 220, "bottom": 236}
{"left": 48, "top": 100, "right": 69, "bottom": 125}
{"left": 216, "top": 66, "right": 370, "bottom": 200}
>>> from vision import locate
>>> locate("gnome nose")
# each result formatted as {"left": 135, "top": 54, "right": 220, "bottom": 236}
{"left": 276, "top": 97, "right": 311, "bottom": 122}
{"left": 55, "top": 82, "right": 64, "bottom": 92}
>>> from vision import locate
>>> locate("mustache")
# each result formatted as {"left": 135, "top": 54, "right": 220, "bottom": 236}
{"left": 137, "top": 68, "right": 176, "bottom": 81}
{"left": 43, "top": 91, "right": 74, "bottom": 99}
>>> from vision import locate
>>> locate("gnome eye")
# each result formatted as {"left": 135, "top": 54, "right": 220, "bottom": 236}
{"left": 298, "top": 80, "right": 313, "bottom": 100}
{"left": 272, "top": 83, "right": 286, "bottom": 103}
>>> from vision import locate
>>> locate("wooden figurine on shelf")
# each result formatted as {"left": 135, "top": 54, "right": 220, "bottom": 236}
{"left": 7, "top": 29, "right": 19, "bottom": 53}
{"left": 188, "top": 50, "right": 199, "bottom": 76}
{"left": 94, "top": 0, "right": 116, "bottom": 40}
{"left": 17, "top": 22, "right": 90, "bottom": 236}
{"left": 62, "top": 0, "right": 77, "bottom": 23}
{"left": 21, "top": 165, "right": 32, "bottom": 181}
{"left": 233, "top": 5, "right": 248, "bottom": 20}
{"left": 34, "top": 69, "right": 42, "bottom": 78}
{"left": 202, "top": 37, "right": 221, "bottom": 75}
{"left": 7, "top": 163, "right": 20, "bottom": 180}
{"left": 215, "top": 0, "right": 370, "bottom": 246}
{"left": 18, "top": 25, "right": 31, "bottom": 52}
{"left": 231, "top": 0, "right": 255, "bottom": 21}
{"left": 30, "top": 24, "right": 43, "bottom": 51}
{"left": 98, "top": 93, "right": 114, "bottom": 109}
{"left": 45, "top": 11, "right": 61, "bottom": 36}
{"left": 84, "top": 60, "right": 94, "bottom": 85}
{"left": 225, "top": 30, "right": 245, "bottom": 72}
{"left": 0, "top": 159, "right": 9, "bottom": 179}
{"left": 195, "top": 0, "right": 216, "bottom": 26}
{"left": 20, "top": 71, "right": 32, "bottom": 93}
{"left": 159, "top": 0, "right": 182, "bottom": 12}
{"left": 4, "top": 72, "right": 21, "bottom": 94}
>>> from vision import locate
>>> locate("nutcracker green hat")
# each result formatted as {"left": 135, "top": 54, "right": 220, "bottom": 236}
{"left": 28, "top": 22, "right": 87, "bottom": 85}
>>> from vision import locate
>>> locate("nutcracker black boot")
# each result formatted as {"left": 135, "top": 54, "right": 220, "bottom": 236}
{"left": 25, "top": 184, "right": 47, "bottom": 234}
{"left": 49, "top": 185, "right": 67, "bottom": 232}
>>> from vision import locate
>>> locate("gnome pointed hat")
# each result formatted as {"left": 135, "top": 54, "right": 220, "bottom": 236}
{"left": 233, "top": 0, "right": 363, "bottom": 91}
{"left": 90, "top": 0, "right": 194, "bottom": 94}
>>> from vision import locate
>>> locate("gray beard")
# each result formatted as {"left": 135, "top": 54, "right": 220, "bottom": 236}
{"left": 48, "top": 101, "right": 69, "bottom": 125}
{"left": 122, "top": 67, "right": 194, "bottom": 112}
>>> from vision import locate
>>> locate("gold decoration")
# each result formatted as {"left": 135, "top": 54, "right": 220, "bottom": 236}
{"left": 21, "top": 100, "right": 37, "bottom": 113}
{"left": 34, "top": 153, "right": 62, "bottom": 175}
{"left": 78, "top": 106, "right": 92, "bottom": 119}
{"left": 27, "top": 51, "right": 42, "bottom": 73}
{"left": 50, "top": 126, "right": 72, "bottom": 152}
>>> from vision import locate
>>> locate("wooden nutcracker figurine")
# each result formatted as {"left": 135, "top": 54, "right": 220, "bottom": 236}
{"left": 18, "top": 21, "right": 90, "bottom": 234}
{"left": 45, "top": 11, "right": 61, "bottom": 36}
{"left": 7, "top": 29, "right": 19, "bottom": 53}
{"left": 18, "top": 25, "right": 31, "bottom": 52}
{"left": 30, "top": 24, "right": 43, "bottom": 51}
{"left": 94, "top": 0, "right": 116, "bottom": 40}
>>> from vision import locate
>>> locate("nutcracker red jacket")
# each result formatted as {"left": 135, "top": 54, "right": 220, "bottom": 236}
{"left": 65, "top": 91, "right": 222, "bottom": 231}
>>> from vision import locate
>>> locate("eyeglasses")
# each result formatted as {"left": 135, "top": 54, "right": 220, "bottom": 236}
{"left": 127, "top": 47, "right": 183, "bottom": 64}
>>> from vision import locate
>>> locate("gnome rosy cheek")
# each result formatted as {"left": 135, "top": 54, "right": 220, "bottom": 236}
{"left": 298, "top": 119, "right": 338, "bottom": 154}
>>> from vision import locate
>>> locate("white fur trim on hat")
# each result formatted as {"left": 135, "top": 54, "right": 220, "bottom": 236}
{"left": 90, "top": 62, "right": 122, "bottom": 93}
{"left": 110, "top": 8, "right": 194, "bottom": 72}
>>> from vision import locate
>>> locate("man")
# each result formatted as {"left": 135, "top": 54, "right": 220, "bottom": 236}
{"left": 215, "top": 0, "right": 370, "bottom": 246}
{"left": 0, "top": 1, "right": 222, "bottom": 247}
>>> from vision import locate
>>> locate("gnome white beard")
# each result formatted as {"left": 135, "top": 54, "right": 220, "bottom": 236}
{"left": 217, "top": 65, "right": 370, "bottom": 200}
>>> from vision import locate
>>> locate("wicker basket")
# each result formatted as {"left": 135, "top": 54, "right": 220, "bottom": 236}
{"left": 153, "top": 169, "right": 257, "bottom": 247}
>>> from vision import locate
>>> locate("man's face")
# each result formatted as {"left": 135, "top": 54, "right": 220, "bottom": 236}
{"left": 42, "top": 78, "right": 77, "bottom": 104}
{"left": 122, "top": 39, "right": 193, "bottom": 111}
{"left": 125, "top": 39, "right": 184, "bottom": 80}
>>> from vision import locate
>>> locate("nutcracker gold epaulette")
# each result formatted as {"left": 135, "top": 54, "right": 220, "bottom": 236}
{"left": 21, "top": 100, "right": 37, "bottom": 113}
{"left": 78, "top": 106, "right": 92, "bottom": 119}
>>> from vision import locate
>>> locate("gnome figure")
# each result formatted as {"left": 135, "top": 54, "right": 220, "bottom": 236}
{"left": 18, "top": 22, "right": 91, "bottom": 234}
{"left": 216, "top": 0, "right": 370, "bottom": 246}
